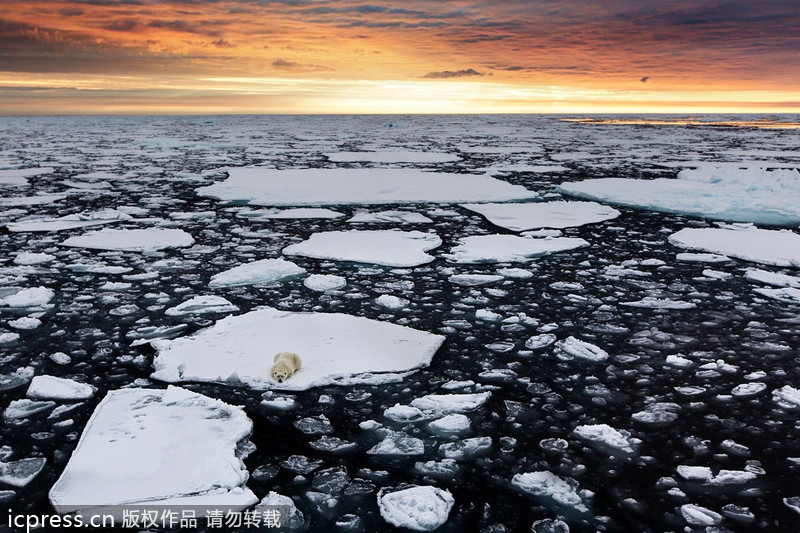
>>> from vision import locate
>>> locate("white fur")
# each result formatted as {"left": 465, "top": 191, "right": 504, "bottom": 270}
{"left": 271, "top": 352, "right": 302, "bottom": 383}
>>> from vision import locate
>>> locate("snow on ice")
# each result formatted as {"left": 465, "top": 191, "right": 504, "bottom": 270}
{"left": 377, "top": 485, "right": 454, "bottom": 531}
{"left": 283, "top": 230, "right": 441, "bottom": 267}
{"left": 669, "top": 225, "right": 800, "bottom": 267}
{"left": 61, "top": 228, "right": 194, "bottom": 252}
{"left": 49, "top": 386, "right": 256, "bottom": 518}
{"left": 7, "top": 209, "right": 131, "bottom": 232}
{"left": 196, "top": 167, "right": 538, "bottom": 205}
{"left": 445, "top": 235, "right": 588, "bottom": 263}
{"left": 151, "top": 307, "right": 445, "bottom": 390}
{"left": 208, "top": 258, "right": 306, "bottom": 288}
{"left": 460, "top": 201, "right": 620, "bottom": 231}
{"left": 325, "top": 151, "right": 459, "bottom": 163}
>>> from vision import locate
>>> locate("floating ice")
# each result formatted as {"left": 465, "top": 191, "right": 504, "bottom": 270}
{"left": 410, "top": 392, "right": 491, "bottom": 415}
{"left": 255, "top": 491, "right": 305, "bottom": 529}
{"left": 745, "top": 269, "right": 800, "bottom": 288}
{"left": 4, "top": 399, "right": 56, "bottom": 420}
{"left": 26, "top": 376, "right": 95, "bottom": 400}
{"left": 680, "top": 504, "right": 722, "bottom": 526}
{"left": 13, "top": 252, "right": 55, "bottom": 265}
{"left": 0, "top": 287, "right": 54, "bottom": 309}
{"left": 7, "top": 209, "right": 131, "bottom": 232}
{"left": 8, "top": 317, "right": 41, "bottom": 330}
{"left": 49, "top": 386, "right": 256, "bottom": 518}
{"left": 303, "top": 274, "right": 347, "bottom": 292}
{"left": 620, "top": 297, "right": 697, "bottom": 309}
{"left": 368, "top": 432, "right": 425, "bottom": 456}
{"left": 0, "top": 167, "right": 53, "bottom": 186}
{"left": 239, "top": 207, "right": 344, "bottom": 219}
{"left": 284, "top": 230, "right": 441, "bottom": 267}
{"left": 377, "top": 485, "right": 454, "bottom": 531}
{"left": 753, "top": 287, "right": 800, "bottom": 304}
{"left": 773, "top": 385, "right": 800, "bottom": 409}
{"left": 554, "top": 337, "right": 609, "bottom": 362}
{"left": 461, "top": 201, "right": 620, "bottom": 231}
{"left": 0, "top": 193, "right": 66, "bottom": 207}
{"left": 448, "top": 274, "right": 504, "bottom": 286}
{"left": 151, "top": 307, "right": 445, "bottom": 390}
{"left": 164, "top": 295, "right": 239, "bottom": 316}
{"left": 325, "top": 150, "right": 459, "bottom": 163}
{"left": 525, "top": 333, "right": 557, "bottom": 350}
{"left": 348, "top": 210, "right": 433, "bottom": 224}
{"left": 62, "top": 228, "right": 194, "bottom": 252}
{"left": 375, "top": 295, "right": 410, "bottom": 310}
{"left": 445, "top": 235, "right": 588, "bottom": 264}
{"left": 512, "top": 471, "right": 589, "bottom": 513}
{"left": 573, "top": 424, "right": 638, "bottom": 456}
{"left": 197, "top": 167, "right": 537, "bottom": 205}
{"left": 558, "top": 166, "right": 800, "bottom": 225}
{"left": 0, "top": 458, "right": 46, "bottom": 488}
{"left": 208, "top": 258, "right": 306, "bottom": 288}
{"left": 428, "top": 414, "right": 470, "bottom": 434}
{"left": 439, "top": 436, "right": 492, "bottom": 459}
{"left": 669, "top": 226, "right": 800, "bottom": 267}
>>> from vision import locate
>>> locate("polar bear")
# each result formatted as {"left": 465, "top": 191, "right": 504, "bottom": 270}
{"left": 271, "top": 352, "right": 302, "bottom": 383}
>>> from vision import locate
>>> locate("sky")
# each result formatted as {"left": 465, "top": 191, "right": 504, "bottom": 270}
{"left": 1, "top": 0, "right": 799, "bottom": 115}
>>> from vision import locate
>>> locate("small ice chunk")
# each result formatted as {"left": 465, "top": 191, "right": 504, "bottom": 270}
{"left": 255, "top": 491, "right": 305, "bottom": 529}
{"left": 3, "top": 399, "right": 56, "bottom": 420}
{"left": 445, "top": 234, "right": 588, "bottom": 264}
{"left": 428, "top": 414, "right": 470, "bottom": 434}
{"left": 13, "top": 252, "right": 55, "bottom": 265}
{"left": 554, "top": 337, "right": 609, "bottom": 362}
{"left": 326, "top": 151, "right": 459, "bottom": 163}
{"left": 680, "top": 504, "right": 722, "bottom": 526}
{"left": 165, "top": 296, "right": 239, "bottom": 316}
{"left": 377, "top": 485, "right": 454, "bottom": 531}
{"left": 384, "top": 404, "right": 426, "bottom": 423}
{"left": 26, "top": 376, "right": 95, "bottom": 400}
{"left": 439, "top": 436, "right": 492, "bottom": 459}
{"left": 669, "top": 226, "right": 800, "bottom": 267}
{"left": 511, "top": 471, "right": 589, "bottom": 513}
{"left": 61, "top": 228, "right": 194, "bottom": 252}
{"left": 773, "top": 385, "right": 800, "bottom": 409}
{"left": 8, "top": 317, "right": 42, "bottom": 330}
{"left": 753, "top": 287, "right": 800, "bottom": 303}
{"left": 745, "top": 269, "right": 800, "bottom": 288}
{"left": 731, "top": 382, "right": 767, "bottom": 398}
{"left": 283, "top": 230, "right": 441, "bottom": 267}
{"left": 620, "top": 297, "right": 696, "bottom": 309}
{"left": 209, "top": 258, "right": 306, "bottom": 288}
{"left": 410, "top": 392, "right": 491, "bottom": 415}
{"left": 0, "top": 457, "right": 46, "bottom": 487}
{"left": 304, "top": 274, "right": 347, "bottom": 292}
{"left": 573, "top": 424, "right": 637, "bottom": 456}
{"left": 368, "top": 432, "right": 424, "bottom": 456}
{"left": 348, "top": 210, "right": 433, "bottom": 224}
{"left": 448, "top": 274, "right": 504, "bottom": 286}
{"left": 525, "top": 333, "right": 557, "bottom": 350}
{"left": 375, "top": 295, "right": 410, "bottom": 310}
{"left": 0, "top": 287, "right": 54, "bottom": 309}
{"left": 460, "top": 201, "right": 620, "bottom": 231}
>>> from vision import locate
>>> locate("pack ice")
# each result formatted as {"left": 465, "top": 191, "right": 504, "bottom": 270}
{"left": 61, "top": 228, "right": 194, "bottom": 252}
{"left": 196, "top": 167, "right": 538, "bottom": 205}
{"left": 558, "top": 166, "right": 800, "bottom": 225}
{"left": 445, "top": 235, "right": 588, "bottom": 264}
{"left": 151, "top": 307, "right": 445, "bottom": 390}
{"left": 460, "top": 201, "right": 620, "bottom": 231}
{"left": 669, "top": 226, "right": 800, "bottom": 267}
{"left": 325, "top": 150, "right": 459, "bottom": 163}
{"left": 283, "top": 230, "right": 441, "bottom": 267}
{"left": 49, "top": 386, "right": 256, "bottom": 519}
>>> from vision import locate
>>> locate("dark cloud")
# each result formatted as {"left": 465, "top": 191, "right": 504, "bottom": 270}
{"left": 423, "top": 68, "right": 483, "bottom": 79}
{"left": 640, "top": 76, "right": 650, "bottom": 83}
{"left": 146, "top": 18, "right": 220, "bottom": 36}
{"left": 59, "top": 7, "right": 86, "bottom": 17}
{"left": 272, "top": 58, "right": 298, "bottom": 68}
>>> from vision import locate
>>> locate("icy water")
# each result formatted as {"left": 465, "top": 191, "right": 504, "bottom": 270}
{"left": 1, "top": 115, "right": 799, "bottom": 532}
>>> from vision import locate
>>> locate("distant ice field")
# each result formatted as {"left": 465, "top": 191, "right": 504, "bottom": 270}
{"left": 1, "top": 114, "right": 799, "bottom": 533}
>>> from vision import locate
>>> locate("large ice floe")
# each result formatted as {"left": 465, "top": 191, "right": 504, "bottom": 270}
{"left": 283, "top": 230, "right": 442, "bottom": 267}
{"left": 208, "top": 258, "right": 306, "bottom": 288}
{"left": 377, "top": 485, "right": 454, "bottom": 531}
{"left": 196, "top": 167, "right": 538, "bottom": 205}
{"left": 460, "top": 201, "right": 620, "bottom": 231}
{"left": 151, "top": 307, "right": 445, "bottom": 390}
{"left": 558, "top": 165, "right": 800, "bottom": 225}
{"left": 61, "top": 228, "right": 194, "bottom": 252}
{"left": 6, "top": 209, "right": 131, "bottom": 232}
{"left": 49, "top": 386, "right": 256, "bottom": 519}
{"left": 445, "top": 235, "right": 588, "bottom": 263}
{"left": 325, "top": 151, "right": 459, "bottom": 163}
{"left": 668, "top": 225, "right": 800, "bottom": 267}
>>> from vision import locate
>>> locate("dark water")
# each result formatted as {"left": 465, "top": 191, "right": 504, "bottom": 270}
{"left": 1, "top": 115, "right": 799, "bottom": 532}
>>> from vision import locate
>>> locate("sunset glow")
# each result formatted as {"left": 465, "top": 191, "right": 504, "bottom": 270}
{"left": 1, "top": 1, "right": 798, "bottom": 115}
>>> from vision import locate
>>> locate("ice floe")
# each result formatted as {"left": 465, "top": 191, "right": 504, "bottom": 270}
{"left": 0, "top": 457, "right": 47, "bottom": 488}
{"left": 554, "top": 337, "right": 609, "bottom": 362}
{"left": 61, "top": 228, "right": 194, "bottom": 252}
{"left": 745, "top": 269, "right": 800, "bottom": 288}
{"left": 196, "top": 167, "right": 538, "bottom": 205}
{"left": 377, "top": 485, "right": 454, "bottom": 531}
{"left": 0, "top": 287, "right": 54, "bottom": 309}
{"left": 303, "top": 274, "right": 347, "bottom": 292}
{"left": 283, "top": 230, "right": 441, "bottom": 267}
{"left": 237, "top": 207, "right": 344, "bottom": 220}
{"left": 669, "top": 226, "right": 800, "bottom": 267}
{"left": 512, "top": 471, "right": 590, "bottom": 514}
{"left": 558, "top": 166, "right": 800, "bottom": 225}
{"left": 7, "top": 209, "right": 131, "bottom": 232}
{"left": 151, "top": 307, "right": 445, "bottom": 390}
{"left": 573, "top": 424, "right": 639, "bottom": 457}
{"left": 208, "top": 258, "right": 306, "bottom": 288}
{"left": 348, "top": 210, "right": 433, "bottom": 224}
{"left": 164, "top": 295, "right": 239, "bottom": 316}
{"left": 49, "top": 386, "right": 256, "bottom": 518}
{"left": 445, "top": 235, "right": 588, "bottom": 264}
{"left": 26, "top": 376, "right": 95, "bottom": 400}
{"left": 460, "top": 201, "right": 620, "bottom": 231}
{"left": 325, "top": 150, "right": 459, "bottom": 163}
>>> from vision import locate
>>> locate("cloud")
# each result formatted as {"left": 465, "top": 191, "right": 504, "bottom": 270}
{"left": 423, "top": 68, "right": 483, "bottom": 79}
{"left": 641, "top": 76, "right": 650, "bottom": 83}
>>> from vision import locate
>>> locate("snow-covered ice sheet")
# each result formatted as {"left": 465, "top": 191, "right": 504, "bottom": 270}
{"left": 0, "top": 167, "right": 54, "bottom": 187}
{"left": 196, "top": 167, "right": 538, "bottom": 205}
{"left": 445, "top": 235, "right": 588, "bottom": 264}
{"left": 61, "top": 228, "right": 194, "bottom": 252}
{"left": 49, "top": 386, "right": 256, "bottom": 517}
{"left": 151, "top": 307, "right": 445, "bottom": 390}
{"left": 325, "top": 151, "right": 459, "bottom": 163}
{"left": 208, "top": 258, "right": 306, "bottom": 288}
{"left": 7, "top": 209, "right": 131, "bottom": 232}
{"left": 558, "top": 166, "right": 800, "bottom": 225}
{"left": 283, "top": 230, "right": 441, "bottom": 267}
{"left": 460, "top": 201, "right": 620, "bottom": 231}
{"left": 377, "top": 485, "right": 454, "bottom": 531}
{"left": 669, "top": 226, "right": 800, "bottom": 267}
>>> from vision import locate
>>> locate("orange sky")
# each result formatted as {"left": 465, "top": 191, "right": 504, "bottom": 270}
{"left": 1, "top": 1, "right": 798, "bottom": 114}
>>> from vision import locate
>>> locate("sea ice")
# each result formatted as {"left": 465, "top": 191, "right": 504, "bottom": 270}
{"left": 745, "top": 269, "right": 800, "bottom": 288}
{"left": 348, "top": 210, "right": 433, "bottom": 224}
{"left": 7, "top": 209, "right": 131, "bottom": 232}
{"left": 410, "top": 392, "right": 491, "bottom": 415}
{"left": 61, "top": 228, "right": 194, "bottom": 252}
{"left": 13, "top": 252, "right": 55, "bottom": 265}
{"left": 208, "top": 258, "right": 306, "bottom": 288}
{"left": 151, "top": 307, "right": 445, "bottom": 390}
{"left": 0, "top": 287, "right": 54, "bottom": 309}
{"left": 554, "top": 337, "right": 609, "bottom": 362}
{"left": 303, "top": 274, "right": 347, "bottom": 292}
{"left": 196, "top": 167, "right": 538, "bottom": 205}
{"left": 164, "top": 295, "right": 239, "bottom": 316}
{"left": 238, "top": 207, "right": 344, "bottom": 219}
{"left": 448, "top": 274, "right": 504, "bottom": 286}
{"left": 283, "top": 230, "right": 441, "bottom": 267}
{"left": 753, "top": 287, "right": 800, "bottom": 304}
{"left": 375, "top": 295, "right": 410, "bottom": 310}
{"left": 445, "top": 235, "right": 588, "bottom": 264}
{"left": 573, "top": 424, "right": 638, "bottom": 456}
{"left": 325, "top": 150, "right": 459, "bottom": 163}
{"left": 773, "top": 385, "right": 800, "bottom": 409}
{"left": 558, "top": 166, "right": 800, "bottom": 225}
{"left": 0, "top": 458, "right": 46, "bottom": 488}
{"left": 377, "top": 485, "right": 454, "bottom": 531}
{"left": 511, "top": 471, "right": 589, "bottom": 513}
{"left": 460, "top": 201, "right": 620, "bottom": 231}
{"left": 0, "top": 167, "right": 53, "bottom": 186}
{"left": 26, "top": 376, "right": 95, "bottom": 400}
{"left": 619, "top": 297, "right": 697, "bottom": 309}
{"left": 49, "top": 386, "right": 256, "bottom": 518}
{"left": 368, "top": 432, "right": 425, "bottom": 456}
{"left": 669, "top": 226, "right": 800, "bottom": 267}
